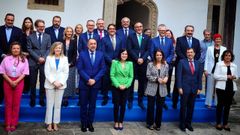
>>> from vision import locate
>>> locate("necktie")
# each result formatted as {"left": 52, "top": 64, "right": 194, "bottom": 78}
{"left": 124, "top": 29, "right": 128, "bottom": 37}
{"left": 38, "top": 33, "right": 42, "bottom": 46}
{"left": 188, "top": 37, "right": 192, "bottom": 48}
{"left": 161, "top": 37, "right": 164, "bottom": 45}
{"left": 189, "top": 61, "right": 194, "bottom": 75}
{"left": 88, "top": 33, "right": 92, "bottom": 39}
{"left": 90, "top": 52, "right": 94, "bottom": 65}
{"left": 99, "top": 30, "right": 103, "bottom": 39}
{"left": 138, "top": 34, "right": 142, "bottom": 47}
{"left": 111, "top": 36, "right": 116, "bottom": 50}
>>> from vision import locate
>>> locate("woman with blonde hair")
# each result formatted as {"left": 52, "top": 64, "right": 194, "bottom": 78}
{"left": 44, "top": 42, "right": 69, "bottom": 131}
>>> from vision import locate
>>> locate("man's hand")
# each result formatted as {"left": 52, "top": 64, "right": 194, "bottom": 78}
{"left": 178, "top": 88, "right": 183, "bottom": 95}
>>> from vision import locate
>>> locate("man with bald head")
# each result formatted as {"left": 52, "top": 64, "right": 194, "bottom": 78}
{"left": 116, "top": 17, "right": 135, "bottom": 48}
{"left": 127, "top": 22, "right": 150, "bottom": 110}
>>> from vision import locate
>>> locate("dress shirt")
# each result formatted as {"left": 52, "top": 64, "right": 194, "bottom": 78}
{"left": 0, "top": 56, "right": 29, "bottom": 77}
{"left": 54, "top": 27, "right": 59, "bottom": 39}
{"left": 5, "top": 26, "right": 12, "bottom": 43}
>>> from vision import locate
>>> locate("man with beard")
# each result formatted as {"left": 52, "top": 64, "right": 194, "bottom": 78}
{"left": 172, "top": 25, "right": 200, "bottom": 109}
{"left": 45, "top": 16, "right": 65, "bottom": 44}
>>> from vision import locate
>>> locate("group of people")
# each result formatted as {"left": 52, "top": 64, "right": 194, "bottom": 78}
{"left": 0, "top": 12, "right": 238, "bottom": 133}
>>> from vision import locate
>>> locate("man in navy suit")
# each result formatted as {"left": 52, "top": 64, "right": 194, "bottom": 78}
{"left": 78, "top": 20, "right": 101, "bottom": 53}
{"left": 77, "top": 39, "right": 106, "bottom": 132}
{"left": 45, "top": 16, "right": 65, "bottom": 44}
{"left": 0, "top": 13, "right": 22, "bottom": 104}
{"left": 116, "top": 17, "right": 135, "bottom": 48}
{"left": 172, "top": 25, "right": 201, "bottom": 109}
{"left": 177, "top": 48, "right": 202, "bottom": 132}
{"left": 150, "top": 24, "right": 174, "bottom": 110}
{"left": 101, "top": 24, "right": 123, "bottom": 106}
{"left": 93, "top": 18, "right": 108, "bottom": 40}
{"left": 127, "top": 22, "right": 150, "bottom": 110}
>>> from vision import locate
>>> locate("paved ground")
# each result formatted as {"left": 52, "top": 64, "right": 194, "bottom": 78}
{"left": 1, "top": 80, "right": 240, "bottom": 135}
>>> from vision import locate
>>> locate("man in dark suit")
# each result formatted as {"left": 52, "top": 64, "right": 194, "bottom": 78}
{"left": 177, "top": 48, "right": 202, "bottom": 132}
{"left": 77, "top": 38, "right": 106, "bottom": 132}
{"left": 45, "top": 16, "right": 65, "bottom": 44}
{"left": 150, "top": 24, "right": 174, "bottom": 110}
{"left": 78, "top": 20, "right": 101, "bottom": 53}
{"left": 0, "top": 13, "right": 22, "bottom": 104}
{"left": 93, "top": 18, "right": 108, "bottom": 40}
{"left": 116, "top": 17, "right": 135, "bottom": 48}
{"left": 27, "top": 19, "right": 51, "bottom": 107}
{"left": 127, "top": 22, "right": 150, "bottom": 110}
{"left": 101, "top": 24, "right": 123, "bottom": 106}
{"left": 172, "top": 25, "right": 200, "bottom": 109}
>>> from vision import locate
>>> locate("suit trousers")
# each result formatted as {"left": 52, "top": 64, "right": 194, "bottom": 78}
{"left": 128, "top": 62, "right": 147, "bottom": 103}
{"left": 179, "top": 92, "right": 197, "bottom": 128}
{"left": 102, "top": 65, "right": 111, "bottom": 100}
{"left": 216, "top": 88, "right": 235, "bottom": 125}
{"left": 205, "top": 74, "right": 217, "bottom": 106}
{"left": 146, "top": 92, "right": 165, "bottom": 127}
{"left": 45, "top": 89, "right": 64, "bottom": 124}
{"left": 80, "top": 88, "right": 98, "bottom": 126}
{"left": 29, "top": 64, "right": 45, "bottom": 101}
{"left": 112, "top": 87, "right": 129, "bottom": 123}
{"left": 4, "top": 77, "right": 24, "bottom": 126}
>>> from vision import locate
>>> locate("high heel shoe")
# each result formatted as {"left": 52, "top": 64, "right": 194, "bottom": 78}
{"left": 215, "top": 124, "right": 222, "bottom": 131}
{"left": 114, "top": 122, "right": 119, "bottom": 130}
{"left": 118, "top": 123, "right": 123, "bottom": 130}
{"left": 53, "top": 123, "right": 59, "bottom": 131}
{"left": 46, "top": 124, "right": 53, "bottom": 132}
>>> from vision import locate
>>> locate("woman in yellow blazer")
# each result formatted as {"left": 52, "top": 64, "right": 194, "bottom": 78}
{"left": 110, "top": 49, "right": 133, "bottom": 130}
{"left": 44, "top": 42, "right": 69, "bottom": 132}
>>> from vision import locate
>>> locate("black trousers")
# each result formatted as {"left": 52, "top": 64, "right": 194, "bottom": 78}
{"left": 112, "top": 87, "right": 129, "bottom": 123}
{"left": 179, "top": 92, "right": 196, "bottom": 128}
{"left": 128, "top": 62, "right": 147, "bottom": 103}
{"left": 146, "top": 93, "right": 165, "bottom": 127}
{"left": 29, "top": 64, "right": 45, "bottom": 101}
{"left": 216, "top": 88, "right": 235, "bottom": 125}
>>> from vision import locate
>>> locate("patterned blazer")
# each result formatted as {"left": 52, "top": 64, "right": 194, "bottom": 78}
{"left": 145, "top": 62, "right": 169, "bottom": 97}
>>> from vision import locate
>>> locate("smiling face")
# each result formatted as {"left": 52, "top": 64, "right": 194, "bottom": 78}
{"left": 214, "top": 37, "right": 222, "bottom": 46}
{"left": 223, "top": 52, "right": 232, "bottom": 63}
{"left": 5, "top": 15, "right": 14, "bottom": 27}
{"left": 185, "top": 26, "right": 194, "bottom": 37}
{"left": 121, "top": 17, "right": 130, "bottom": 28}
{"left": 96, "top": 19, "right": 105, "bottom": 30}
{"left": 52, "top": 17, "right": 61, "bottom": 28}
{"left": 120, "top": 50, "right": 128, "bottom": 61}
{"left": 54, "top": 44, "right": 62, "bottom": 56}
{"left": 155, "top": 51, "right": 163, "bottom": 62}
{"left": 11, "top": 44, "right": 21, "bottom": 56}
{"left": 65, "top": 28, "right": 73, "bottom": 39}
{"left": 24, "top": 18, "right": 33, "bottom": 29}
{"left": 86, "top": 20, "right": 95, "bottom": 33}
{"left": 108, "top": 25, "right": 116, "bottom": 36}
{"left": 134, "top": 22, "right": 143, "bottom": 34}
{"left": 88, "top": 39, "right": 97, "bottom": 52}
{"left": 186, "top": 48, "right": 195, "bottom": 60}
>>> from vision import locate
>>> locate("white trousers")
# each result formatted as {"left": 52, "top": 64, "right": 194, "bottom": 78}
{"left": 45, "top": 89, "right": 64, "bottom": 124}
{"left": 205, "top": 74, "right": 217, "bottom": 106}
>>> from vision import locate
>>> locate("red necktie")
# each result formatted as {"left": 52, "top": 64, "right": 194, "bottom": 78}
{"left": 189, "top": 61, "right": 194, "bottom": 75}
{"left": 99, "top": 30, "right": 103, "bottom": 39}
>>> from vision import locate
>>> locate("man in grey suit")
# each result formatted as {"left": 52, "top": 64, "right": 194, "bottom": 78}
{"left": 27, "top": 19, "right": 51, "bottom": 107}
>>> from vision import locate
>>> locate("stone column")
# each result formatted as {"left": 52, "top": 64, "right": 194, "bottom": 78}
{"left": 103, "top": 0, "right": 118, "bottom": 26}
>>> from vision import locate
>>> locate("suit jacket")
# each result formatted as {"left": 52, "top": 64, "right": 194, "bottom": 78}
{"left": 77, "top": 50, "right": 106, "bottom": 89}
{"left": 127, "top": 33, "right": 150, "bottom": 62}
{"left": 78, "top": 32, "right": 101, "bottom": 53}
{"left": 145, "top": 62, "right": 169, "bottom": 97}
{"left": 101, "top": 35, "right": 123, "bottom": 65}
{"left": 176, "top": 36, "right": 201, "bottom": 63}
{"left": 44, "top": 56, "right": 69, "bottom": 89}
{"left": 93, "top": 29, "right": 108, "bottom": 39}
{"left": 110, "top": 60, "right": 133, "bottom": 88}
{"left": 27, "top": 32, "right": 51, "bottom": 66}
{"left": 0, "top": 25, "right": 22, "bottom": 59}
{"left": 63, "top": 39, "right": 77, "bottom": 66}
{"left": 214, "top": 61, "right": 238, "bottom": 91}
{"left": 204, "top": 45, "right": 226, "bottom": 74}
{"left": 45, "top": 26, "right": 65, "bottom": 44}
{"left": 150, "top": 36, "right": 174, "bottom": 64}
{"left": 116, "top": 27, "right": 135, "bottom": 48}
{"left": 177, "top": 59, "right": 202, "bottom": 94}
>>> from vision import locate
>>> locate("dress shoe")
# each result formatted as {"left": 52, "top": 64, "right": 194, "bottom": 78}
{"left": 81, "top": 125, "right": 87, "bottom": 132}
{"left": 88, "top": 123, "right": 94, "bottom": 132}
{"left": 186, "top": 125, "right": 194, "bottom": 131}
{"left": 147, "top": 125, "right": 154, "bottom": 130}
{"left": 154, "top": 126, "right": 161, "bottom": 131}
{"left": 163, "top": 104, "right": 168, "bottom": 110}
{"left": 39, "top": 100, "right": 45, "bottom": 107}
{"left": 30, "top": 100, "right": 35, "bottom": 107}
{"left": 101, "top": 99, "right": 108, "bottom": 106}
{"left": 223, "top": 126, "right": 231, "bottom": 131}
{"left": 215, "top": 124, "right": 222, "bottom": 131}
{"left": 180, "top": 127, "right": 186, "bottom": 132}
{"left": 118, "top": 123, "right": 123, "bottom": 130}
{"left": 128, "top": 102, "right": 133, "bottom": 109}
{"left": 46, "top": 124, "right": 53, "bottom": 132}
{"left": 138, "top": 102, "right": 146, "bottom": 110}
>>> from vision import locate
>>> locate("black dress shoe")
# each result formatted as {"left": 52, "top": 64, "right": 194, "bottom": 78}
{"left": 147, "top": 125, "right": 154, "bottom": 130}
{"left": 81, "top": 125, "right": 87, "bottom": 132}
{"left": 101, "top": 99, "right": 108, "bottom": 106}
{"left": 30, "top": 100, "right": 35, "bottom": 107}
{"left": 180, "top": 127, "right": 186, "bottom": 132}
{"left": 39, "top": 100, "right": 45, "bottom": 107}
{"left": 88, "top": 123, "right": 94, "bottom": 132}
{"left": 163, "top": 103, "right": 168, "bottom": 110}
{"left": 223, "top": 126, "right": 230, "bottom": 131}
{"left": 186, "top": 125, "right": 194, "bottom": 131}
{"left": 215, "top": 125, "right": 222, "bottom": 130}
{"left": 154, "top": 126, "right": 161, "bottom": 131}
{"left": 128, "top": 102, "right": 133, "bottom": 109}
{"left": 138, "top": 102, "right": 146, "bottom": 110}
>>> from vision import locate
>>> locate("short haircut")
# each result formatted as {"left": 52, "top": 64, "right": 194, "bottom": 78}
{"left": 34, "top": 19, "right": 45, "bottom": 27}
{"left": 5, "top": 13, "right": 14, "bottom": 20}
{"left": 107, "top": 24, "right": 116, "bottom": 30}
{"left": 184, "top": 25, "right": 194, "bottom": 31}
{"left": 221, "top": 50, "right": 235, "bottom": 62}
{"left": 53, "top": 15, "right": 61, "bottom": 21}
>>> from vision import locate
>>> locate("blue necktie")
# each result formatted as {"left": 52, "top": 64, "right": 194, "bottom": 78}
{"left": 188, "top": 37, "right": 192, "bottom": 48}
{"left": 38, "top": 33, "right": 42, "bottom": 47}
{"left": 124, "top": 29, "right": 128, "bottom": 38}
{"left": 161, "top": 37, "right": 164, "bottom": 45}
{"left": 90, "top": 52, "right": 94, "bottom": 65}
{"left": 88, "top": 33, "right": 92, "bottom": 39}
